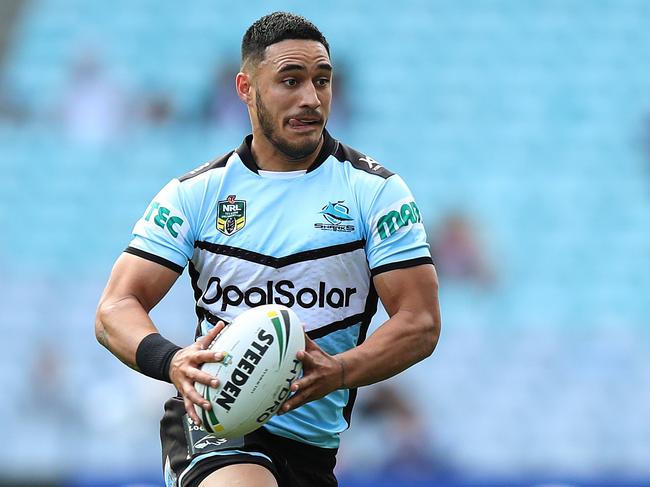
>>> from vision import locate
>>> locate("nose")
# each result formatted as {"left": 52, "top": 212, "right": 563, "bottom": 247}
{"left": 299, "top": 82, "right": 321, "bottom": 109}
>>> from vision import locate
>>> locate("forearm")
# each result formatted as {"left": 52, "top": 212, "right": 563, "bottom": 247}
{"left": 336, "top": 308, "right": 440, "bottom": 389}
{"left": 95, "top": 295, "right": 159, "bottom": 370}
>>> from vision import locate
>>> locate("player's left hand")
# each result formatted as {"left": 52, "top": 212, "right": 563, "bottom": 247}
{"left": 279, "top": 334, "right": 344, "bottom": 415}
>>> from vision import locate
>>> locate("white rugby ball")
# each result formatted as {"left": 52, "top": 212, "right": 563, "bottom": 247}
{"left": 194, "top": 304, "right": 305, "bottom": 438}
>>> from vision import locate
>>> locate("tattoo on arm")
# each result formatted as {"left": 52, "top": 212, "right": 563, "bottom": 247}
{"left": 97, "top": 328, "right": 110, "bottom": 349}
{"left": 96, "top": 327, "right": 140, "bottom": 372}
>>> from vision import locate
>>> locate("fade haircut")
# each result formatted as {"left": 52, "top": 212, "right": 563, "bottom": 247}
{"left": 241, "top": 12, "right": 330, "bottom": 71}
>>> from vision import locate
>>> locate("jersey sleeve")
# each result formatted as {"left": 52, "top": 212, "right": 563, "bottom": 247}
{"left": 364, "top": 175, "right": 432, "bottom": 276}
{"left": 126, "top": 179, "right": 195, "bottom": 273}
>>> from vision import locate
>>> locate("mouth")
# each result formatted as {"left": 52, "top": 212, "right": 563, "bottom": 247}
{"left": 287, "top": 117, "right": 322, "bottom": 131}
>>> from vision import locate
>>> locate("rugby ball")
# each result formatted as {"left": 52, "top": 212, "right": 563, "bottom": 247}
{"left": 194, "top": 304, "right": 305, "bottom": 438}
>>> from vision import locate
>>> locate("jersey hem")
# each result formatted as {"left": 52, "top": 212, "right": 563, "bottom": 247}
{"left": 262, "top": 425, "right": 340, "bottom": 450}
{"left": 370, "top": 256, "right": 434, "bottom": 277}
{"left": 124, "top": 246, "right": 185, "bottom": 274}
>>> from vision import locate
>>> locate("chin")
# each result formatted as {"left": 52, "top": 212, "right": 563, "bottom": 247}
{"left": 277, "top": 134, "right": 322, "bottom": 160}
{"left": 297, "top": 127, "right": 324, "bottom": 141}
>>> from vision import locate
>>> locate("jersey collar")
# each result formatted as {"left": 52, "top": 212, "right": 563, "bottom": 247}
{"left": 236, "top": 129, "right": 337, "bottom": 175}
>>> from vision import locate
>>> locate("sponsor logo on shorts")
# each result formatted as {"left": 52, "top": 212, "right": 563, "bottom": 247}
{"left": 314, "top": 200, "right": 355, "bottom": 233}
{"left": 201, "top": 278, "right": 357, "bottom": 312}
{"left": 193, "top": 435, "right": 227, "bottom": 450}
{"left": 217, "top": 195, "right": 246, "bottom": 236}
{"left": 376, "top": 201, "right": 421, "bottom": 240}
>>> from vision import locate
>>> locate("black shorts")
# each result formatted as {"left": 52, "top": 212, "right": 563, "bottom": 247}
{"left": 160, "top": 396, "right": 338, "bottom": 487}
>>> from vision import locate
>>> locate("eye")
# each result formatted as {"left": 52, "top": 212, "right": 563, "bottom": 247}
{"left": 283, "top": 78, "right": 298, "bottom": 87}
{"left": 316, "top": 78, "right": 331, "bottom": 87}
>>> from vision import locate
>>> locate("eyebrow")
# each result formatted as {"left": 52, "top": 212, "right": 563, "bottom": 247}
{"left": 278, "top": 63, "right": 333, "bottom": 74}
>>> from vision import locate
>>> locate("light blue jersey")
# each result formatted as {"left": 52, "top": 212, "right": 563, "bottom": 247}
{"left": 127, "top": 131, "right": 432, "bottom": 448}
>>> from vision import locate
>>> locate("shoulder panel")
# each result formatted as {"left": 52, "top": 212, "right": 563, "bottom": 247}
{"left": 332, "top": 142, "right": 394, "bottom": 179}
{"left": 178, "top": 150, "right": 234, "bottom": 182}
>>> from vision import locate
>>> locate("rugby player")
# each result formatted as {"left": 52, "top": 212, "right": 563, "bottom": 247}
{"left": 96, "top": 12, "right": 441, "bottom": 487}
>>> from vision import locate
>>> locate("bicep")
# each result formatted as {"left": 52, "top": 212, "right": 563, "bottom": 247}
{"left": 373, "top": 263, "right": 439, "bottom": 319}
{"left": 100, "top": 252, "right": 182, "bottom": 312}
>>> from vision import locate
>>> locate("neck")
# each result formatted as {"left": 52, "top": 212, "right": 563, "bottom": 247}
{"left": 250, "top": 128, "right": 324, "bottom": 172}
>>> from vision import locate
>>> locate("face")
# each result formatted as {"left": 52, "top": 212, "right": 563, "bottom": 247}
{"left": 242, "top": 39, "right": 333, "bottom": 160}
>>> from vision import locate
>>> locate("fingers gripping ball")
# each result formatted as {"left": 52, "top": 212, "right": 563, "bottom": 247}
{"left": 194, "top": 305, "right": 305, "bottom": 438}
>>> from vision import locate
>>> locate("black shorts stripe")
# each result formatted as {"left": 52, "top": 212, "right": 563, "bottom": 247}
{"left": 370, "top": 256, "right": 434, "bottom": 277}
{"left": 183, "top": 453, "right": 276, "bottom": 487}
{"left": 194, "top": 240, "right": 366, "bottom": 268}
{"left": 124, "top": 246, "right": 184, "bottom": 274}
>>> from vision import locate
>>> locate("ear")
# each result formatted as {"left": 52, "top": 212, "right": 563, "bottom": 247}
{"left": 236, "top": 71, "right": 253, "bottom": 105}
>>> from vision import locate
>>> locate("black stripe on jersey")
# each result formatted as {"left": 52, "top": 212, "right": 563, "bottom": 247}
{"left": 188, "top": 262, "right": 204, "bottom": 305}
{"left": 332, "top": 142, "right": 394, "bottom": 179}
{"left": 342, "top": 281, "right": 379, "bottom": 427}
{"left": 194, "top": 239, "right": 366, "bottom": 268}
{"left": 189, "top": 262, "right": 208, "bottom": 334}
{"left": 200, "top": 307, "right": 228, "bottom": 327}
{"left": 235, "top": 130, "right": 337, "bottom": 174}
{"left": 194, "top": 305, "right": 229, "bottom": 340}
{"left": 370, "top": 256, "right": 434, "bottom": 277}
{"left": 306, "top": 312, "right": 368, "bottom": 340}
{"left": 124, "top": 246, "right": 184, "bottom": 274}
{"left": 194, "top": 306, "right": 229, "bottom": 340}
{"left": 190, "top": 263, "right": 231, "bottom": 338}
{"left": 178, "top": 151, "right": 233, "bottom": 182}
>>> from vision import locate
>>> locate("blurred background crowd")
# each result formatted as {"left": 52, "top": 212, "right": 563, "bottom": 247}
{"left": 1, "top": 1, "right": 649, "bottom": 486}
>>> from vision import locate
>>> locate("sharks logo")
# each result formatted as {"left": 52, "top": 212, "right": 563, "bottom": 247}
{"left": 315, "top": 201, "right": 355, "bottom": 233}
{"left": 320, "top": 201, "right": 353, "bottom": 224}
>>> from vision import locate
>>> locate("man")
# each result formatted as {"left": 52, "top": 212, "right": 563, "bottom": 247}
{"left": 96, "top": 12, "right": 440, "bottom": 487}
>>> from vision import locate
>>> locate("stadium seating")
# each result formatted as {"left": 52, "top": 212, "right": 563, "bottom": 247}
{"left": 1, "top": 0, "right": 649, "bottom": 484}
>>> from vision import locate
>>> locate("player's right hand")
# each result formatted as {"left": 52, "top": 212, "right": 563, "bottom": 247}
{"left": 169, "top": 321, "right": 226, "bottom": 426}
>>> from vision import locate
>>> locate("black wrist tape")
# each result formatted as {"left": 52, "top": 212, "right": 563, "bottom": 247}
{"left": 135, "top": 333, "right": 182, "bottom": 383}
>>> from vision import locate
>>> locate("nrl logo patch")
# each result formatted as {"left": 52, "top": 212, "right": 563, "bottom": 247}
{"left": 217, "top": 195, "right": 246, "bottom": 236}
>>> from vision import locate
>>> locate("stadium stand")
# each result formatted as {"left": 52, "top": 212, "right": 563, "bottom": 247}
{"left": 1, "top": 1, "right": 649, "bottom": 486}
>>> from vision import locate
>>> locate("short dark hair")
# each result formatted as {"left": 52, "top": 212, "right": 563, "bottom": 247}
{"left": 241, "top": 12, "right": 330, "bottom": 69}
